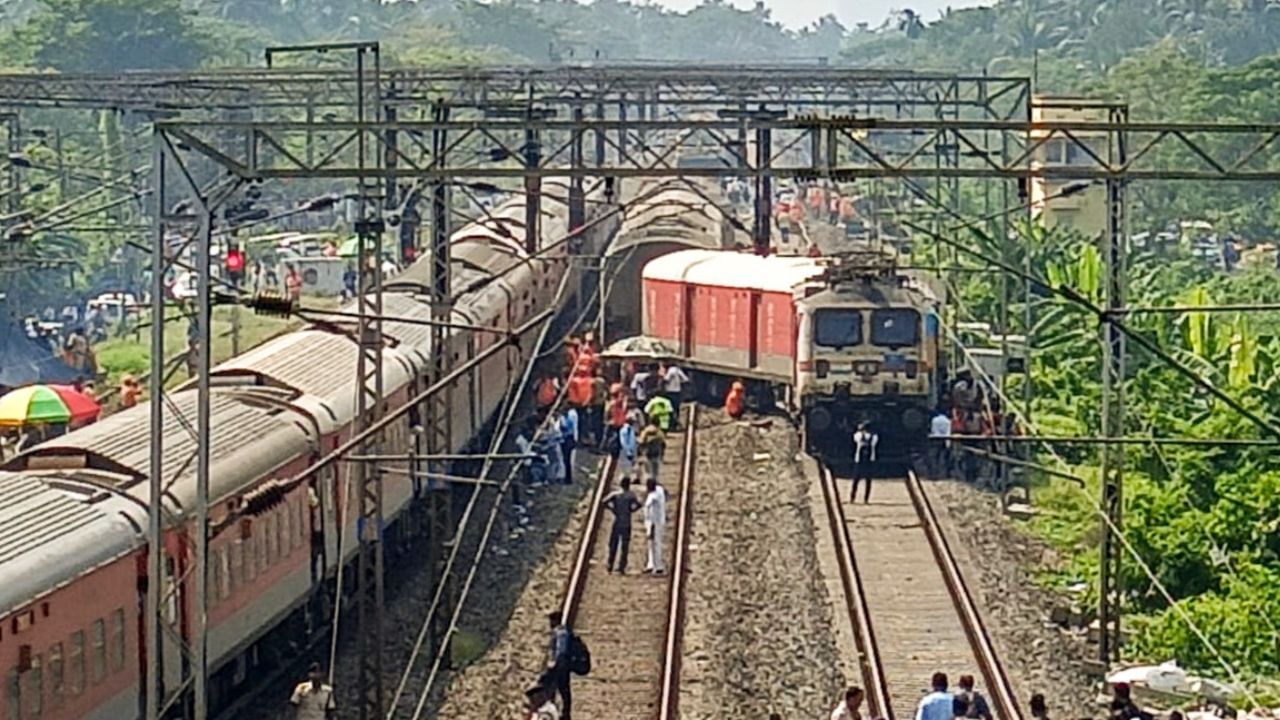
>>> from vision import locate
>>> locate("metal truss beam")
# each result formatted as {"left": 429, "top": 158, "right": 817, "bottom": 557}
{"left": 0, "top": 66, "right": 1029, "bottom": 117}
{"left": 154, "top": 116, "right": 1280, "bottom": 182}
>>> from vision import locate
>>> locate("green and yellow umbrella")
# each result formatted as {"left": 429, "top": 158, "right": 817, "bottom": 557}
{"left": 0, "top": 384, "right": 101, "bottom": 427}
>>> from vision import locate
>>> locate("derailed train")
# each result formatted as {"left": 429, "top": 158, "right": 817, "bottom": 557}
{"left": 0, "top": 182, "right": 617, "bottom": 719}
{"left": 636, "top": 247, "right": 941, "bottom": 460}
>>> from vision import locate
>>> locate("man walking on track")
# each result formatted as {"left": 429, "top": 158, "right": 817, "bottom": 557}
{"left": 602, "top": 477, "right": 642, "bottom": 573}
{"left": 525, "top": 678, "right": 561, "bottom": 720}
{"left": 546, "top": 611, "right": 573, "bottom": 720}
{"left": 851, "top": 421, "right": 878, "bottom": 503}
{"left": 643, "top": 477, "right": 668, "bottom": 576}
{"left": 916, "top": 672, "right": 953, "bottom": 720}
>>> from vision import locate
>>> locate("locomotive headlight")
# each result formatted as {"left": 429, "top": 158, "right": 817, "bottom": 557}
{"left": 901, "top": 407, "right": 927, "bottom": 432}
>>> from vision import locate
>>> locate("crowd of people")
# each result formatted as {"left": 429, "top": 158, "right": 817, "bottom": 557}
{"left": 924, "top": 369, "right": 1022, "bottom": 489}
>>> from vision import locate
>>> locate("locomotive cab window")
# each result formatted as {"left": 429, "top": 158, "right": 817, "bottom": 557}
{"left": 870, "top": 309, "right": 921, "bottom": 348}
{"left": 813, "top": 309, "right": 863, "bottom": 349}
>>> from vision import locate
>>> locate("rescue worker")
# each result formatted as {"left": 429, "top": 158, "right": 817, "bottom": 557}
{"left": 546, "top": 611, "right": 573, "bottom": 719}
{"left": 290, "top": 663, "right": 336, "bottom": 720}
{"left": 602, "top": 477, "right": 642, "bottom": 573}
{"left": 605, "top": 389, "right": 628, "bottom": 457}
{"left": 643, "top": 476, "right": 668, "bottom": 576}
{"left": 851, "top": 421, "right": 878, "bottom": 503}
{"left": 725, "top": 379, "right": 745, "bottom": 419}
{"left": 587, "top": 371, "right": 608, "bottom": 447}
{"left": 638, "top": 419, "right": 667, "bottom": 484}
{"left": 644, "top": 393, "right": 674, "bottom": 433}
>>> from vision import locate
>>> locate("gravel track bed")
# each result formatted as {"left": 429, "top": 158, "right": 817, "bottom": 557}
{"left": 679, "top": 412, "right": 845, "bottom": 719}
{"left": 926, "top": 479, "right": 1096, "bottom": 719}
{"left": 428, "top": 454, "right": 603, "bottom": 720}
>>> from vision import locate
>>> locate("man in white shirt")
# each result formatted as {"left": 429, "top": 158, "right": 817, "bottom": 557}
{"left": 928, "top": 406, "right": 952, "bottom": 479}
{"left": 916, "top": 672, "right": 954, "bottom": 720}
{"left": 832, "top": 686, "right": 865, "bottom": 720}
{"left": 643, "top": 477, "right": 668, "bottom": 575}
{"left": 290, "top": 664, "right": 335, "bottom": 720}
{"left": 659, "top": 363, "right": 691, "bottom": 428}
{"left": 851, "top": 422, "right": 879, "bottom": 503}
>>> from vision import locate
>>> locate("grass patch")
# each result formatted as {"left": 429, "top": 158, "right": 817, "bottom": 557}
{"left": 93, "top": 298, "right": 340, "bottom": 395}
{"left": 450, "top": 628, "right": 488, "bottom": 669}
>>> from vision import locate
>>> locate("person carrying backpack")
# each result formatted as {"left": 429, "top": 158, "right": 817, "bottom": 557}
{"left": 545, "top": 611, "right": 591, "bottom": 720}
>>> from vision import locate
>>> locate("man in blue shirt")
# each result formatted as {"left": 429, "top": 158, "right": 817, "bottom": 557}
{"left": 916, "top": 672, "right": 953, "bottom": 720}
{"left": 546, "top": 611, "right": 573, "bottom": 719}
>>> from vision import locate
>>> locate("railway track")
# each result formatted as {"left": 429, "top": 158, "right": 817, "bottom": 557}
{"left": 559, "top": 406, "right": 698, "bottom": 720}
{"left": 819, "top": 466, "right": 1025, "bottom": 720}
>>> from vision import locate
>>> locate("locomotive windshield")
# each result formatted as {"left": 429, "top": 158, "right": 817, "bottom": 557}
{"left": 813, "top": 309, "right": 863, "bottom": 349}
{"left": 870, "top": 309, "right": 920, "bottom": 348}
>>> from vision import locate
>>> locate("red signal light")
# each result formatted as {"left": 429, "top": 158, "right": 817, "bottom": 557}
{"left": 225, "top": 248, "right": 245, "bottom": 274}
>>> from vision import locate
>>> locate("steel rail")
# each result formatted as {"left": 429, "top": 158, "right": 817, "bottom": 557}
{"left": 560, "top": 453, "right": 619, "bottom": 626}
{"left": 818, "top": 463, "right": 892, "bottom": 720}
{"left": 658, "top": 406, "right": 698, "bottom": 720}
{"left": 905, "top": 471, "right": 1025, "bottom": 720}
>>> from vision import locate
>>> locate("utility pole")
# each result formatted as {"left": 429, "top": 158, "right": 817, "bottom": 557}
{"left": 1098, "top": 106, "right": 1129, "bottom": 666}
{"left": 426, "top": 98, "right": 455, "bottom": 665}
{"left": 352, "top": 43, "right": 386, "bottom": 720}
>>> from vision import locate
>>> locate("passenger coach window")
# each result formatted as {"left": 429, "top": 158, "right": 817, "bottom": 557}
{"left": 814, "top": 309, "right": 863, "bottom": 349}
{"left": 870, "top": 309, "right": 921, "bottom": 348}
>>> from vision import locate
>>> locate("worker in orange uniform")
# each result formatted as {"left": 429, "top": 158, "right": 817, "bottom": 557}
{"left": 724, "top": 380, "right": 745, "bottom": 419}
{"left": 605, "top": 385, "right": 628, "bottom": 457}
{"left": 567, "top": 369, "right": 593, "bottom": 422}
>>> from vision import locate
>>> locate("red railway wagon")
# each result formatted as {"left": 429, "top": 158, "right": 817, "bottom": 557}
{"left": 641, "top": 249, "right": 824, "bottom": 390}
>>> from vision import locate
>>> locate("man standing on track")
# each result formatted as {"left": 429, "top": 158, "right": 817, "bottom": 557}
{"left": 643, "top": 477, "right": 668, "bottom": 576}
{"left": 602, "top": 477, "right": 642, "bottom": 573}
{"left": 915, "top": 672, "right": 953, "bottom": 720}
{"left": 546, "top": 611, "right": 573, "bottom": 720}
{"left": 851, "top": 421, "right": 878, "bottom": 503}
{"left": 659, "top": 363, "right": 690, "bottom": 428}
{"left": 638, "top": 419, "right": 667, "bottom": 484}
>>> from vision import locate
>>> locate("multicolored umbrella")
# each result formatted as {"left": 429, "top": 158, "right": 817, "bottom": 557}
{"left": 0, "top": 384, "right": 101, "bottom": 427}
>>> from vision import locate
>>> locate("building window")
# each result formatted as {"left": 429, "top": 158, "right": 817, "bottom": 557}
{"left": 68, "top": 632, "right": 84, "bottom": 696}
{"left": 47, "top": 644, "right": 63, "bottom": 709}
{"left": 109, "top": 610, "right": 126, "bottom": 673}
{"left": 23, "top": 654, "right": 42, "bottom": 718}
{"left": 90, "top": 620, "right": 106, "bottom": 684}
